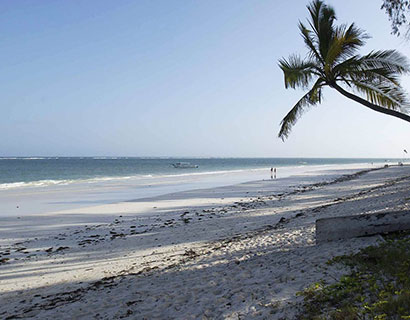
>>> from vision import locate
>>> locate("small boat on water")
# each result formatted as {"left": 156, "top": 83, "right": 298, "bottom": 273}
{"left": 172, "top": 162, "right": 199, "bottom": 168}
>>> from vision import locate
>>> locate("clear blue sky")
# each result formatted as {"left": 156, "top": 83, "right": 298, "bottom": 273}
{"left": 1, "top": 0, "right": 409, "bottom": 158}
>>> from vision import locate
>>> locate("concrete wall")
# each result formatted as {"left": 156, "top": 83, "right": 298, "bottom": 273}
{"left": 316, "top": 210, "right": 410, "bottom": 243}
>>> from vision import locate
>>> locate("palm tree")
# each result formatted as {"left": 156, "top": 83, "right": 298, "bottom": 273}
{"left": 278, "top": 0, "right": 410, "bottom": 140}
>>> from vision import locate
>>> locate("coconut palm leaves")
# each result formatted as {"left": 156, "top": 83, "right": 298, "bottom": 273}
{"left": 278, "top": 0, "right": 410, "bottom": 140}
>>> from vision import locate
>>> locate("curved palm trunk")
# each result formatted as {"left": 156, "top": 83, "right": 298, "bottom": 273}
{"left": 332, "top": 83, "right": 410, "bottom": 123}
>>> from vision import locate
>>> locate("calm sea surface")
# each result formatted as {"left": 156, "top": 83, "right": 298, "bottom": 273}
{"left": 0, "top": 157, "right": 396, "bottom": 190}
{"left": 0, "top": 157, "right": 401, "bottom": 216}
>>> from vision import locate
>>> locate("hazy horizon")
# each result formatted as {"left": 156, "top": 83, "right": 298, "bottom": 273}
{"left": 0, "top": 155, "right": 405, "bottom": 160}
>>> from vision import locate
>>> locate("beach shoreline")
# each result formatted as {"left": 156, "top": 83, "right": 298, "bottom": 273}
{"left": 1, "top": 164, "right": 409, "bottom": 319}
{"left": 0, "top": 161, "right": 386, "bottom": 218}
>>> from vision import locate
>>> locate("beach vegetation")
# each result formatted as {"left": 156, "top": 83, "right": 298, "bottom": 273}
{"left": 297, "top": 231, "right": 410, "bottom": 319}
{"left": 278, "top": 0, "right": 410, "bottom": 140}
{"left": 382, "top": 0, "right": 410, "bottom": 36}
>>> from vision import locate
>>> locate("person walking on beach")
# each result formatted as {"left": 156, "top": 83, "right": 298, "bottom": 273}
{"left": 274, "top": 168, "right": 277, "bottom": 179}
{"left": 270, "top": 167, "right": 273, "bottom": 179}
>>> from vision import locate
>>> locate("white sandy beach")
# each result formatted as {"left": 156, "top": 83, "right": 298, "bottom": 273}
{"left": 1, "top": 164, "right": 409, "bottom": 319}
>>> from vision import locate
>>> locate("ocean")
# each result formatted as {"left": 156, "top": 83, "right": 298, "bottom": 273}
{"left": 0, "top": 157, "right": 395, "bottom": 189}
{"left": 0, "top": 157, "right": 398, "bottom": 217}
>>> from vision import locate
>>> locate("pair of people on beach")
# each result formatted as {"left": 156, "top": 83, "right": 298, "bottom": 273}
{"left": 270, "top": 167, "right": 276, "bottom": 179}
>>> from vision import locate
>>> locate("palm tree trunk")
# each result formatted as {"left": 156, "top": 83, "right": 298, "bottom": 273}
{"left": 332, "top": 83, "right": 410, "bottom": 123}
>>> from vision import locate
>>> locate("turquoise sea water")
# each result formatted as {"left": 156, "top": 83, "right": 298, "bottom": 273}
{"left": 0, "top": 157, "right": 401, "bottom": 216}
{"left": 0, "top": 157, "right": 397, "bottom": 189}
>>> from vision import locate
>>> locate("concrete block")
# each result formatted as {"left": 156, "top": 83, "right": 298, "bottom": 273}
{"left": 316, "top": 210, "right": 410, "bottom": 243}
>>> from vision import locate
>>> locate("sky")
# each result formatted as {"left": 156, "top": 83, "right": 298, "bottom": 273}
{"left": 1, "top": 0, "right": 410, "bottom": 158}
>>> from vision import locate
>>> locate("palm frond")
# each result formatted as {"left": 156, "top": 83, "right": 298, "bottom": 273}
{"left": 307, "top": 0, "right": 336, "bottom": 59}
{"left": 278, "top": 79, "right": 324, "bottom": 140}
{"left": 333, "top": 52, "right": 407, "bottom": 85}
{"left": 325, "top": 23, "right": 368, "bottom": 66}
{"left": 278, "top": 55, "right": 319, "bottom": 89}
{"left": 358, "top": 50, "right": 410, "bottom": 74}
{"left": 342, "top": 23, "right": 368, "bottom": 52}
{"left": 331, "top": 55, "right": 361, "bottom": 75}
{"left": 299, "top": 22, "right": 323, "bottom": 65}
{"left": 350, "top": 80, "right": 410, "bottom": 111}
{"left": 346, "top": 68, "right": 401, "bottom": 86}
{"left": 307, "top": 0, "right": 323, "bottom": 35}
